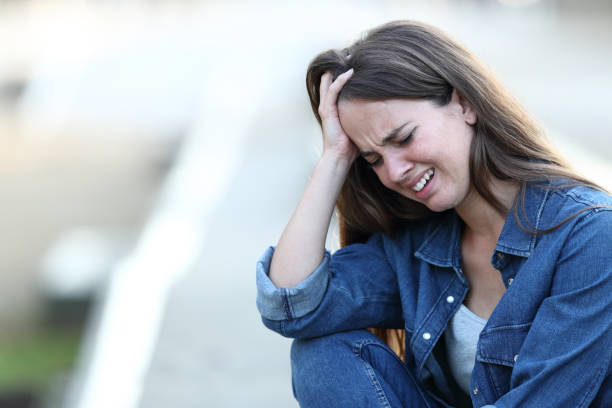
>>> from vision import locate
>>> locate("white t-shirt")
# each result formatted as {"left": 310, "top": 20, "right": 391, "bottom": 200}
{"left": 444, "top": 304, "right": 488, "bottom": 395}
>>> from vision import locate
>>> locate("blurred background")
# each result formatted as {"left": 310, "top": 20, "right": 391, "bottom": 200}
{"left": 0, "top": 0, "right": 610, "bottom": 407}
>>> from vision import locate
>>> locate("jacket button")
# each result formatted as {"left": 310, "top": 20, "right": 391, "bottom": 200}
{"left": 507, "top": 278, "right": 514, "bottom": 286}
{"left": 446, "top": 296, "right": 455, "bottom": 303}
{"left": 514, "top": 354, "right": 518, "bottom": 362}
{"left": 422, "top": 332, "right": 431, "bottom": 340}
{"left": 472, "top": 387, "right": 479, "bottom": 395}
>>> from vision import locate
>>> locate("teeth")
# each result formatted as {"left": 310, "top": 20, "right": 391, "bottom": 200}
{"left": 412, "top": 169, "right": 434, "bottom": 192}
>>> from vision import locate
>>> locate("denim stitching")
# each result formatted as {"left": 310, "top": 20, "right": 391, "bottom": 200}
{"left": 484, "top": 362, "right": 503, "bottom": 401}
{"left": 411, "top": 275, "right": 461, "bottom": 378}
{"left": 529, "top": 187, "right": 550, "bottom": 250}
{"left": 577, "top": 363, "right": 607, "bottom": 408}
{"left": 355, "top": 340, "right": 436, "bottom": 408}
{"left": 353, "top": 341, "right": 392, "bottom": 408}
{"left": 279, "top": 320, "right": 286, "bottom": 337}
{"left": 481, "top": 321, "right": 532, "bottom": 334}
{"left": 280, "top": 288, "right": 293, "bottom": 319}
{"left": 411, "top": 275, "right": 457, "bottom": 349}
{"left": 552, "top": 187, "right": 612, "bottom": 209}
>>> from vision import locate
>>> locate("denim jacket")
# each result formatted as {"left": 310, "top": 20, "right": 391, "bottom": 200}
{"left": 256, "top": 181, "right": 612, "bottom": 407}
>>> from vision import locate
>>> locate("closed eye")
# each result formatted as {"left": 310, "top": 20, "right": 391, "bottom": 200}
{"left": 362, "top": 126, "right": 416, "bottom": 168}
{"left": 365, "top": 156, "right": 382, "bottom": 168}
{"left": 397, "top": 127, "right": 416, "bottom": 146}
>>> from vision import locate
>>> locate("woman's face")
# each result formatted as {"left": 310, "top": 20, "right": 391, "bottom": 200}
{"left": 337, "top": 91, "right": 477, "bottom": 213}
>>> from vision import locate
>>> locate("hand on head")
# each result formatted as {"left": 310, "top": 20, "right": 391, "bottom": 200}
{"left": 318, "top": 69, "right": 359, "bottom": 163}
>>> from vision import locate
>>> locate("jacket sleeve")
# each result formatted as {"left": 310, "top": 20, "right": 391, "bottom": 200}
{"left": 494, "top": 209, "right": 612, "bottom": 408}
{"left": 256, "top": 233, "right": 404, "bottom": 339}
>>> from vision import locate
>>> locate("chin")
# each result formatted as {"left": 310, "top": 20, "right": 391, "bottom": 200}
{"left": 424, "top": 204, "right": 450, "bottom": 213}
{"left": 422, "top": 198, "right": 456, "bottom": 213}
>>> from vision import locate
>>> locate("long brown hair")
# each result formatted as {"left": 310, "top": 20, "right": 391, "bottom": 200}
{"left": 306, "top": 20, "right": 602, "bottom": 359}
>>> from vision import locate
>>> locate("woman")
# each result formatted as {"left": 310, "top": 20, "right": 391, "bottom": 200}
{"left": 256, "top": 20, "right": 611, "bottom": 407}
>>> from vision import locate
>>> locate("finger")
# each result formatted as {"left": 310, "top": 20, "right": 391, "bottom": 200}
{"left": 319, "top": 71, "right": 332, "bottom": 103}
{"left": 328, "top": 68, "right": 354, "bottom": 95}
{"left": 324, "top": 69, "right": 353, "bottom": 107}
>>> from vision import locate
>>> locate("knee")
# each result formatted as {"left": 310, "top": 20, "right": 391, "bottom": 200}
{"left": 291, "top": 332, "right": 345, "bottom": 378}
{"left": 291, "top": 332, "right": 339, "bottom": 361}
{"left": 290, "top": 330, "right": 380, "bottom": 391}
{"left": 289, "top": 330, "right": 426, "bottom": 407}
{"left": 290, "top": 329, "right": 376, "bottom": 371}
{"left": 290, "top": 331, "right": 370, "bottom": 403}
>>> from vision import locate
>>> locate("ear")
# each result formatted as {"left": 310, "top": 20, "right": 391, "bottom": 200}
{"left": 451, "top": 88, "right": 477, "bottom": 125}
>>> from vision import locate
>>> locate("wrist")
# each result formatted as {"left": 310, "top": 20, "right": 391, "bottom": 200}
{"left": 312, "top": 151, "right": 354, "bottom": 192}
{"left": 320, "top": 149, "right": 356, "bottom": 170}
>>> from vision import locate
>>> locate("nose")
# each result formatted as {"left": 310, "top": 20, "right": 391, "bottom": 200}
{"left": 385, "top": 153, "right": 414, "bottom": 185}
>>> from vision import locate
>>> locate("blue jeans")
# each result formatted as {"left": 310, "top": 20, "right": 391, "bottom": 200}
{"left": 291, "top": 329, "right": 441, "bottom": 408}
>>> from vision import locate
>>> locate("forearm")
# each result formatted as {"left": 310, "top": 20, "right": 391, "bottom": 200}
{"left": 269, "top": 151, "right": 352, "bottom": 288}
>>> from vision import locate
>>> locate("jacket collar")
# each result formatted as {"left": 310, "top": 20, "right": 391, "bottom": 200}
{"left": 413, "top": 210, "right": 462, "bottom": 269}
{"left": 414, "top": 181, "right": 551, "bottom": 266}
{"left": 495, "top": 181, "right": 550, "bottom": 257}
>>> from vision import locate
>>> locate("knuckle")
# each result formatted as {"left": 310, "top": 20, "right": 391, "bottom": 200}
{"left": 318, "top": 106, "right": 329, "bottom": 117}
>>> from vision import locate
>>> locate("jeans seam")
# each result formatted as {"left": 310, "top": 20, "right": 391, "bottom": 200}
{"left": 577, "top": 362, "right": 607, "bottom": 408}
{"left": 354, "top": 341, "right": 393, "bottom": 408}
{"left": 354, "top": 340, "right": 435, "bottom": 408}
{"left": 280, "top": 288, "right": 293, "bottom": 319}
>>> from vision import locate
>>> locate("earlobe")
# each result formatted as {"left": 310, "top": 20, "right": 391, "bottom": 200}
{"left": 452, "top": 88, "right": 478, "bottom": 125}
{"left": 464, "top": 105, "right": 477, "bottom": 125}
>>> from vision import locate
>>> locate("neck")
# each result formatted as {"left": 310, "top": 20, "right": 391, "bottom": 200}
{"left": 455, "top": 179, "right": 520, "bottom": 240}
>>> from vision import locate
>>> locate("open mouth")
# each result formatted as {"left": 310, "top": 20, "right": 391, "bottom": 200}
{"left": 412, "top": 168, "right": 434, "bottom": 192}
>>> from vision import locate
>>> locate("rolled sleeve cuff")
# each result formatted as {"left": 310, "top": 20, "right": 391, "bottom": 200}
{"left": 256, "top": 246, "right": 331, "bottom": 321}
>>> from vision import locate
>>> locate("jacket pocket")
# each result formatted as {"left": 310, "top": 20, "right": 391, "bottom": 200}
{"left": 476, "top": 322, "right": 531, "bottom": 397}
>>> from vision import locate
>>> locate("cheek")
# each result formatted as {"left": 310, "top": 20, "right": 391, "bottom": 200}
{"left": 456, "top": 133, "right": 474, "bottom": 170}
{"left": 373, "top": 167, "right": 392, "bottom": 189}
{"left": 373, "top": 167, "right": 409, "bottom": 196}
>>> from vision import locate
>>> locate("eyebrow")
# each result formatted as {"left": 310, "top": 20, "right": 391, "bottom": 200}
{"left": 361, "top": 122, "right": 409, "bottom": 157}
